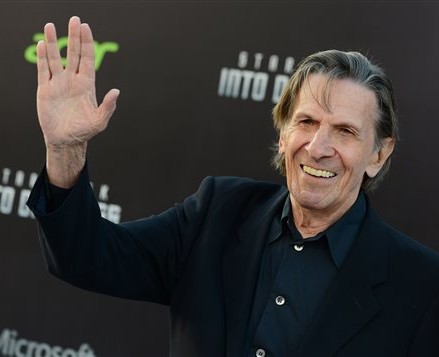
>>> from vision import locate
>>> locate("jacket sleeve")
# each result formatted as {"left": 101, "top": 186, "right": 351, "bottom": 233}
{"left": 27, "top": 165, "right": 214, "bottom": 305}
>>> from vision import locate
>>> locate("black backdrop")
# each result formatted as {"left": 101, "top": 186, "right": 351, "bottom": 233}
{"left": 1, "top": 1, "right": 438, "bottom": 356}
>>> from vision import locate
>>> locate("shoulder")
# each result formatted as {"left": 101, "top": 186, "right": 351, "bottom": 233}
{"left": 198, "top": 176, "right": 287, "bottom": 199}
{"left": 364, "top": 198, "right": 439, "bottom": 269}
{"left": 362, "top": 200, "right": 439, "bottom": 287}
{"left": 386, "top": 224, "right": 439, "bottom": 271}
{"left": 192, "top": 176, "right": 288, "bottom": 218}
{"left": 374, "top": 218, "right": 439, "bottom": 291}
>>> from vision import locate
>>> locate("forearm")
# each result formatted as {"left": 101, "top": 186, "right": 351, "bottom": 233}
{"left": 46, "top": 142, "right": 87, "bottom": 188}
{"left": 28, "top": 165, "right": 176, "bottom": 303}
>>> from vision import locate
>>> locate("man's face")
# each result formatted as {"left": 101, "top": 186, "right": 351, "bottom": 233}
{"left": 279, "top": 74, "right": 394, "bottom": 217}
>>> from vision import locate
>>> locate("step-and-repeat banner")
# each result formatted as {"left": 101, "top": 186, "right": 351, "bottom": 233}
{"left": 1, "top": 2, "right": 438, "bottom": 356}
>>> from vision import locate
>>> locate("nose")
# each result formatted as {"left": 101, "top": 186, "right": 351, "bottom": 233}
{"left": 305, "top": 126, "right": 335, "bottom": 160}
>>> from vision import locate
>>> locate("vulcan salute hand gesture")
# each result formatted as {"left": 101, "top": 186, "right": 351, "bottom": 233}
{"left": 36, "top": 16, "right": 119, "bottom": 188}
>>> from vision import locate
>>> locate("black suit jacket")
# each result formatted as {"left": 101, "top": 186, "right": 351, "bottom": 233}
{"left": 28, "top": 168, "right": 439, "bottom": 356}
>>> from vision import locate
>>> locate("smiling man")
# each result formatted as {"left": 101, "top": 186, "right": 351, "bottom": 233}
{"left": 275, "top": 70, "right": 394, "bottom": 237}
{"left": 28, "top": 17, "right": 439, "bottom": 356}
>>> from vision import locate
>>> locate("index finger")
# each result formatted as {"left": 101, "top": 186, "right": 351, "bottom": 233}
{"left": 36, "top": 40, "right": 50, "bottom": 84}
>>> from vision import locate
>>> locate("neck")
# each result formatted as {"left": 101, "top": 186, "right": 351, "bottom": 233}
{"left": 290, "top": 193, "right": 359, "bottom": 238}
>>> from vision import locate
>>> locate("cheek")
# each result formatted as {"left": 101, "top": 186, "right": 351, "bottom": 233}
{"left": 282, "top": 132, "right": 307, "bottom": 153}
{"left": 282, "top": 147, "right": 298, "bottom": 172}
{"left": 342, "top": 151, "right": 372, "bottom": 181}
{"left": 283, "top": 142, "right": 300, "bottom": 163}
{"left": 283, "top": 151, "right": 293, "bottom": 169}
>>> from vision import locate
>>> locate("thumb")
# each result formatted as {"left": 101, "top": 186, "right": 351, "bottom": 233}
{"left": 97, "top": 88, "right": 120, "bottom": 128}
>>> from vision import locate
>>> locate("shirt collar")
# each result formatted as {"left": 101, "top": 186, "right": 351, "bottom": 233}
{"left": 270, "top": 192, "right": 367, "bottom": 269}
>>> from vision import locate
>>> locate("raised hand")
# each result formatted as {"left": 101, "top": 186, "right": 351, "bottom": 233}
{"left": 36, "top": 16, "right": 119, "bottom": 187}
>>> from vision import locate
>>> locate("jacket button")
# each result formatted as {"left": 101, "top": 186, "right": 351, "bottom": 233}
{"left": 256, "top": 348, "right": 266, "bottom": 357}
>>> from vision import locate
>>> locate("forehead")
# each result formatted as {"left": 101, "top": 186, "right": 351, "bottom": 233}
{"left": 293, "top": 74, "right": 378, "bottom": 126}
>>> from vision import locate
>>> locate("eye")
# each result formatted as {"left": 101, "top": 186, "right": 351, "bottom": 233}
{"left": 299, "top": 118, "right": 315, "bottom": 126}
{"left": 339, "top": 127, "right": 355, "bottom": 136}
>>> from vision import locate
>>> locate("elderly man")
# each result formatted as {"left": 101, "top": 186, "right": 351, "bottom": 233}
{"left": 28, "top": 17, "right": 439, "bottom": 356}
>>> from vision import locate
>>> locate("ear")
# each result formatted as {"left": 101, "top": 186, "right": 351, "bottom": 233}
{"left": 278, "top": 133, "right": 286, "bottom": 154}
{"left": 365, "top": 137, "right": 395, "bottom": 178}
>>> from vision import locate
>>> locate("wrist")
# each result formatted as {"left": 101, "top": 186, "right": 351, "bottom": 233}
{"left": 46, "top": 143, "right": 87, "bottom": 188}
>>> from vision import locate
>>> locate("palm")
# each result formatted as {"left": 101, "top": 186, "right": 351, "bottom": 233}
{"left": 38, "top": 75, "right": 99, "bottom": 145}
{"left": 37, "top": 17, "right": 118, "bottom": 147}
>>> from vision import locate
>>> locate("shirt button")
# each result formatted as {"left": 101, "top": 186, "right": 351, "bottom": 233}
{"left": 275, "top": 296, "right": 285, "bottom": 305}
{"left": 294, "top": 244, "right": 304, "bottom": 251}
{"left": 255, "top": 348, "right": 266, "bottom": 357}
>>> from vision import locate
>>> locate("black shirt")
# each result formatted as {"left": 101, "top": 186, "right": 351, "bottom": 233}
{"left": 248, "top": 193, "right": 366, "bottom": 356}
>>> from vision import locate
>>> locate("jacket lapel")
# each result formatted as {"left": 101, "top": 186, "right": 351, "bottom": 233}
{"left": 222, "top": 188, "right": 288, "bottom": 356}
{"left": 298, "top": 203, "right": 390, "bottom": 356}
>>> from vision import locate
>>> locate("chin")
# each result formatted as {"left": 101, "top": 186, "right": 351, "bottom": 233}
{"left": 300, "top": 199, "right": 330, "bottom": 211}
{"left": 294, "top": 192, "right": 329, "bottom": 209}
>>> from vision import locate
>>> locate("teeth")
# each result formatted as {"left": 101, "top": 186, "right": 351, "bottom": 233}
{"left": 302, "top": 165, "right": 336, "bottom": 178}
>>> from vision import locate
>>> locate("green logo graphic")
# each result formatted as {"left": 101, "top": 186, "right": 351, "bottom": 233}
{"left": 24, "top": 33, "right": 119, "bottom": 70}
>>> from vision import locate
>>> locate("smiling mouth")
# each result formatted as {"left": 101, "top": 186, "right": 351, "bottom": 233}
{"left": 301, "top": 165, "right": 336, "bottom": 178}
